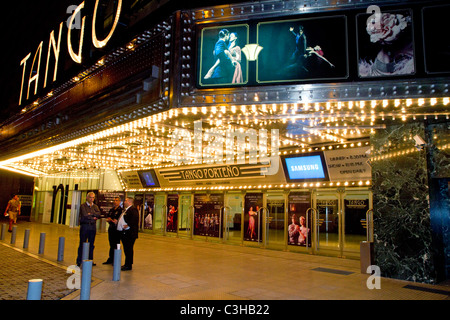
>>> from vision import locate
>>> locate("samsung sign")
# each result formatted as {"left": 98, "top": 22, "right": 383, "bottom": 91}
{"left": 284, "top": 155, "right": 326, "bottom": 180}
{"left": 282, "top": 153, "right": 329, "bottom": 182}
{"left": 281, "top": 147, "right": 371, "bottom": 182}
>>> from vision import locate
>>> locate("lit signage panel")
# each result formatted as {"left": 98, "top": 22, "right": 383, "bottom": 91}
{"left": 281, "top": 153, "right": 329, "bottom": 182}
{"left": 137, "top": 169, "right": 160, "bottom": 188}
{"left": 256, "top": 15, "right": 348, "bottom": 83}
{"left": 197, "top": 24, "right": 249, "bottom": 87}
{"left": 196, "top": 15, "right": 348, "bottom": 88}
{"left": 356, "top": 9, "right": 415, "bottom": 78}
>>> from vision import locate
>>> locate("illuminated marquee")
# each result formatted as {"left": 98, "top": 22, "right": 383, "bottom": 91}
{"left": 18, "top": 0, "right": 123, "bottom": 105}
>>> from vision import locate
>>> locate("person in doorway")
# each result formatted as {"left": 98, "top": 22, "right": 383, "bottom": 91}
{"left": 4, "top": 194, "right": 21, "bottom": 232}
{"left": 103, "top": 196, "right": 123, "bottom": 265}
{"left": 117, "top": 197, "right": 139, "bottom": 271}
{"left": 76, "top": 192, "right": 101, "bottom": 267}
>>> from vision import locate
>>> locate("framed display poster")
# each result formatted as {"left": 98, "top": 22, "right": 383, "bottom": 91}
{"left": 244, "top": 193, "right": 263, "bottom": 242}
{"left": 422, "top": 4, "right": 450, "bottom": 74}
{"left": 287, "top": 192, "right": 312, "bottom": 247}
{"left": 256, "top": 15, "right": 348, "bottom": 83}
{"left": 166, "top": 194, "right": 179, "bottom": 233}
{"left": 97, "top": 191, "right": 125, "bottom": 216}
{"left": 198, "top": 24, "right": 249, "bottom": 87}
{"left": 357, "top": 9, "right": 415, "bottom": 78}
{"left": 193, "top": 193, "right": 224, "bottom": 238}
{"left": 143, "top": 194, "right": 154, "bottom": 230}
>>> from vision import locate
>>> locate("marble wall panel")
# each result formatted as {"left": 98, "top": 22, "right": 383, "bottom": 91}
{"left": 371, "top": 123, "right": 437, "bottom": 283}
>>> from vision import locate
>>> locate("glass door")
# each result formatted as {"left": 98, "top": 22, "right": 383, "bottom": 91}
{"left": 343, "top": 190, "right": 372, "bottom": 254}
{"left": 265, "top": 193, "right": 286, "bottom": 250}
{"left": 153, "top": 193, "right": 167, "bottom": 235}
{"left": 178, "top": 194, "right": 193, "bottom": 239}
{"left": 314, "top": 191, "right": 341, "bottom": 255}
{"left": 224, "top": 193, "right": 243, "bottom": 245}
{"left": 313, "top": 188, "right": 372, "bottom": 257}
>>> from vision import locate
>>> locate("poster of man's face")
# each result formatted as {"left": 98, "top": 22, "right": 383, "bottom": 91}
{"left": 256, "top": 15, "right": 348, "bottom": 83}
{"left": 198, "top": 24, "right": 249, "bottom": 86}
{"left": 357, "top": 9, "right": 415, "bottom": 78}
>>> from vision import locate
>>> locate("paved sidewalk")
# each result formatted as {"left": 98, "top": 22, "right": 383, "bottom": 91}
{"left": 0, "top": 220, "right": 449, "bottom": 301}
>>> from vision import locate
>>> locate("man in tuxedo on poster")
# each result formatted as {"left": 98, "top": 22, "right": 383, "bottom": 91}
{"left": 117, "top": 197, "right": 139, "bottom": 271}
{"left": 204, "top": 29, "right": 232, "bottom": 84}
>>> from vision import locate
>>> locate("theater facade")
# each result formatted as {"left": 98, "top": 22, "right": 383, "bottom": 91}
{"left": 0, "top": 0, "right": 449, "bottom": 284}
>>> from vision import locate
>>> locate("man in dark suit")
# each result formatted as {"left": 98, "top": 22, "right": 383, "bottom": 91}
{"left": 103, "top": 196, "right": 123, "bottom": 265}
{"left": 117, "top": 197, "right": 139, "bottom": 271}
{"left": 76, "top": 192, "right": 101, "bottom": 266}
{"left": 204, "top": 29, "right": 232, "bottom": 84}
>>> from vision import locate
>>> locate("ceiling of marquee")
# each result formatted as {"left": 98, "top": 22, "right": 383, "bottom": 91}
{"left": 0, "top": 97, "right": 448, "bottom": 176}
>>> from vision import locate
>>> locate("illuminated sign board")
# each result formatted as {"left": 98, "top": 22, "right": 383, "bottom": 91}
{"left": 196, "top": 15, "right": 348, "bottom": 87}
{"left": 119, "top": 170, "right": 143, "bottom": 189}
{"left": 281, "top": 147, "right": 372, "bottom": 182}
{"left": 137, "top": 169, "right": 160, "bottom": 188}
{"left": 281, "top": 153, "right": 329, "bottom": 182}
{"left": 323, "top": 146, "right": 371, "bottom": 181}
{"left": 18, "top": 0, "right": 123, "bottom": 105}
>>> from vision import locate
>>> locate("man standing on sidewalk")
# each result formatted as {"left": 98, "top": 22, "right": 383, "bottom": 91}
{"left": 117, "top": 197, "right": 139, "bottom": 271}
{"left": 76, "top": 192, "right": 101, "bottom": 266}
{"left": 103, "top": 196, "right": 122, "bottom": 265}
{"left": 4, "top": 194, "right": 21, "bottom": 232}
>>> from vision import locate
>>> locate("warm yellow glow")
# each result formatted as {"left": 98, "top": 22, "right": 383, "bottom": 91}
{"left": 27, "top": 41, "right": 43, "bottom": 99}
{"left": 67, "top": 1, "right": 85, "bottom": 64}
{"left": 44, "top": 22, "right": 63, "bottom": 88}
{"left": 92, "top": 0, "right": 122, "bottom": 48}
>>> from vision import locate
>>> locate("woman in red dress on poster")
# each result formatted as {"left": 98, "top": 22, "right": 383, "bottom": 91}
{"left": 247, "top": 206, "right": 257, "bottom": 240}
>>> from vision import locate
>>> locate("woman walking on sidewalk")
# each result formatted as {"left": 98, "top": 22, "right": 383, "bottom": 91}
{"left": 4, "top": 194, "right": 21, "bottom": 232}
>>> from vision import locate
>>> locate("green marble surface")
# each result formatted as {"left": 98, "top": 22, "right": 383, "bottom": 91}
{"left": 371, "top": 123, "right": 437, "bottom": 283}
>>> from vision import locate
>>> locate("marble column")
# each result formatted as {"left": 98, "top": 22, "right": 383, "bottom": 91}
{"left": 371, "top": 122, "right": 437, "bottom": 283}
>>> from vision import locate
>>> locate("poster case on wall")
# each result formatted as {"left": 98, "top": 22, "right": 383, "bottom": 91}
{"left": 243, "top": 193, "right": 263, "bottom": 242}
{"left": 356, "top": 8, "right": 416, "bottom": 78}
{"left": 287, "top": 192, "right": 312, "bottom": 247}
{"left": 166, "top": 194, "right": 179, "bottom": 233}
{"left": 256, "top": 15, "right": 349, "bottom": 84}
{"left": 193, "top": 193, "right": 224, "bottom": 238}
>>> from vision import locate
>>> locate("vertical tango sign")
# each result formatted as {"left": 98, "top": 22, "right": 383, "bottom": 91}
{"left": 19, "top": 0, "right": 123, "bottom": 105}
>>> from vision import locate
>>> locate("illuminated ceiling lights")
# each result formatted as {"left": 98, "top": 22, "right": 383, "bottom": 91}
{"left": 0, "top": 97, "right": 447, "bottom": 176}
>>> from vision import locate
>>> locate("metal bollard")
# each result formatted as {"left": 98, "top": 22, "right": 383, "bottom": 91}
{"left": 23, "top": 229, "right": 30, "bottom": 249}
{"left": 10, "top": 226, "right": 17, "bottom": 244}
{"left": 82, "top": 242, "right": 90, "bottom": 261}
{"left": 38, "top": 233, "right": 46, "bottom": 254}
{"left": 57, "top": 237, "right": 65, "bottom": 261}
{"left": 113, "top": 248, "right": 122, "bottom": 281}
{"left": 1, "top": 223, "right": 6, "bottom": 240}
{"left": 80, "top": 260, "right": 93, "bottom": 300}
{"left": 26, "top": 279, "right": 43, "bottom": 300}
